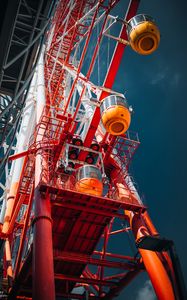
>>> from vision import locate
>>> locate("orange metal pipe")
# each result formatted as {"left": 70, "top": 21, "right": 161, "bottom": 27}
{"left": 110, "top": 167, "right": 176, "bottom": 299}
{"left": 142, "top": 211, "right": 159, "bottom": 236}
{"left": 139, "top": 248, "right": 175, "bottom": 300}
{"left": 126, "top": 211, "right": 175, "bottom": 300}
{"left": 136, "top": 206, "right": 176, "bottom": 285}
{"left": 142, "top": 211, "right": 176, "bottom": 287}
{"left": 104, "top": 132, "right": 176, "bottom": 298}
{"left": 132, "top": 203, "right": 176, "bottom": 283}
{"left": 2, "top": 182, "right": 19, "bottom": 235}
{"left": 2, "top": 156, "right": 28, "bottom": 236}
{"left": 161, "top": 251, "right": 176, "bottom": 279}
{"left": 5, "top": 238, "right": 13, "bottom": 287}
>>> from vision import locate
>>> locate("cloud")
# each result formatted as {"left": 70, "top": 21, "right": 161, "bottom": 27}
{"left": 170, "top": 73, "right": 180, "bottom": 87}
{"left": 136, "top": 280, "right": 156, "bottom": 300}
{"left": 71, "top": 286, "right": 84, "bottom": 294}
{"left": 151, "top": 69, "right": 168, "bottom": 85}
{"left": 150, "top": 65, "right": 180, "bottom": 88}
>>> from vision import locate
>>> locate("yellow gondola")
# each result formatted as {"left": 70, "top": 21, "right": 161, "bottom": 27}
{"left": 127, "top": 14, "right": 160, "bottom": 55}
{"left": 100, "top": 95, "right": 131, "bottom": 135}
{"left": 75, "top": 165, "right": 103, "bottom": 196}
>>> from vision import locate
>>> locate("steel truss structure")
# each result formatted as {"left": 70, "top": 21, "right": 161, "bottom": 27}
{"left": 0, "top": 0, "right": 185, "bottom": 299}
{"left": 0, "top": 0, "right": 56, "bottom": 176}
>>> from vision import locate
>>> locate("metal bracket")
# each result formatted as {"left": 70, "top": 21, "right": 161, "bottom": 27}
{"left": 103, "top": 15, "right": 130, "bottom": 45}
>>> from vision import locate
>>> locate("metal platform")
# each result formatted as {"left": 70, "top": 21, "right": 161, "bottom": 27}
{"left": 8, "top": 186, "right": 144, "bottom": 299}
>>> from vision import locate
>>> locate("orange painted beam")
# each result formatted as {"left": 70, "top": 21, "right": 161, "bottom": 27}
{"left": 2, "top": 182, "right": 19, "bottom": 235}
{"left": 127, "top": 212, "right": 175, "bottom": 300}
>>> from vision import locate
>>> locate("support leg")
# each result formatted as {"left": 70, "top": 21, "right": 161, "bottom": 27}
{"left": 32, "top": 187, "right": 55, "bottom": 300}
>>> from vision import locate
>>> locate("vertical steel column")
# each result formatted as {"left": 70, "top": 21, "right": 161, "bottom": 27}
{"left": 32, "top": 49, "right": 55, "bottom": 300}
{"left": 33, "top": 188, "right": 55, "bottom": 300}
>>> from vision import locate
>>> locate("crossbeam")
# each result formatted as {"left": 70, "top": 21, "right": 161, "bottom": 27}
{"left": 53, "top": 250, "right": 136, "bottom": 270}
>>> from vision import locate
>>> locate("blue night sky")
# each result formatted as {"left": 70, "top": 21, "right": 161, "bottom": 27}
{"left": 109, "top": 0, "right": 187, "bottom": 299}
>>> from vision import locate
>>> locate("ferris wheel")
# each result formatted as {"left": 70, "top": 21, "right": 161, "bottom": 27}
{"left": 0, "top": 1, "right": 186, "bottom": 299}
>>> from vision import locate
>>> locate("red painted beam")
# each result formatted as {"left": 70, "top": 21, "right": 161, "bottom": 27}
{"left": 56, "top": 293, "right": 99, "bottom": 300}
{"left": 53, "top": 250, "right": 136, "bottom": 270}
{"left": 103, "top": 0, "right": 140, "bottom": 92}
{"left": 8, "top": 150, "right": 29, "bottom": 161}
{"left": 55, "top": 273, "right": 117, "bottom": 287}
{"left": 52, "top": 201, "right": 127, "bottom": 219}
{"left": 93, "top": 251, "right": 137, "bottom": 262}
